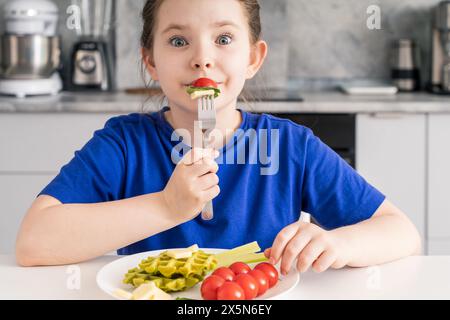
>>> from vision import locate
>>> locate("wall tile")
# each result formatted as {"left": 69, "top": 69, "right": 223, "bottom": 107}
{"left": 0, "top": 0, "right": 444, "bottom": 91}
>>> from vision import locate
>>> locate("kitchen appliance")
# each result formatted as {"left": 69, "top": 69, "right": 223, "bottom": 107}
{"left": 339, "top": 80, "right": 398, "bottom": 95}
{"left": 0, "top": 0, "right": 62, "bottom": 98}
{"left": 391, "top": 39, "right": 421, "bottom": 91}
{"left": 68, "top": 0, "right": 115, "bottom": 91}
{"left": 266, "top": 113, "right": 356, "bottom": 228}
{"left": 266, "top": 113, "right": 356, "bottom": 168}
{"left": 430, "top": 0, "right": 450, "bottom": 94}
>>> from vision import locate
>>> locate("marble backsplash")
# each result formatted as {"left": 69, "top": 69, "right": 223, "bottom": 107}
{"left": 0, "top": 0, "right": 443, "bottom": 91}
{"left": 115, "top": 0, "right": 443, "bottom": 91}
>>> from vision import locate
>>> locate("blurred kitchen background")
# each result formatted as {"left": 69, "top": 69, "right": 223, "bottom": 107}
{"left": 1, "top": 0, "right": 450, "bottom": 257}
{"left": 0, "top": 0, "right": 445, "bottom": 94}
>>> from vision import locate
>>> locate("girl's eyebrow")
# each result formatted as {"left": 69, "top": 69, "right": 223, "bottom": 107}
{"left": 161, "top": 20, "right": 240, "bottom": 34}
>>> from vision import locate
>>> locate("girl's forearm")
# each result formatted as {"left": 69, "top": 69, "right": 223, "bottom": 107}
{"left": 330, "top": 213, "right": 422, "bottom": 267}
{"left": 16, "top": 192, "right": 180, "bottom": 266}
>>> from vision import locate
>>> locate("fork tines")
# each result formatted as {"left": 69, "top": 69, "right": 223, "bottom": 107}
{"left": 197, "top": 95, "right": 216, "bottom": 132}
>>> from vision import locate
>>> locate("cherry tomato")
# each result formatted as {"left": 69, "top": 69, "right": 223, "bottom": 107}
{"left": 201, "top": 275, "right": 225, "bottom": 300}
{"left": 216, "top": 281, "right": 245, "bottom": 300}
{"left": 248, "top": 269, "right": 269, "bottom": 297}
{"left": 234, "top": 273, "right": 259, "bottom": 300}
{"left": 212, "top": 267, "right": 235, "bottom": 282}
{"left": 192, "top": 78, "right": 218, "bottom": 88}
{"left": 229, "top": 262, "right": 251, "bottom": 275}
{"left": 254, "top": 262, "right": 279, "bottom": 288}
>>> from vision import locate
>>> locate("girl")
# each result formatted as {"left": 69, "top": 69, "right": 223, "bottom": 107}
{"left": 16, "top": 0, "right": 421, "bottom": 276}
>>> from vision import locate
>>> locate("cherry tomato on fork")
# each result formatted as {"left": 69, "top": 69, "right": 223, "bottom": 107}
{"left": 192, "top": 78, "right": 218, "bottom": 88}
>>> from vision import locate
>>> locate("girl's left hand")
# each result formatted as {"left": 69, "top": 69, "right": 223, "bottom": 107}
{"left": 264, "top": 221, "right": 351, "bottom": 275}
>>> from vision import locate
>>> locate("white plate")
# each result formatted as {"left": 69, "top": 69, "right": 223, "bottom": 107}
{"left": 97, "top": 248, "right": 300, "bottom": 300}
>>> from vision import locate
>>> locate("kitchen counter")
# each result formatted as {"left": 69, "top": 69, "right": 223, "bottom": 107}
{"left": 1, "top": 254, "right": 449, "bottom": 299}
{"left": 1, "top": 91, "right": 450, "bottom": 114}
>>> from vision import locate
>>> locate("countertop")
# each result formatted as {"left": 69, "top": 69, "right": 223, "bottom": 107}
{"left": 1, "top": 91, "right": 450, "bottom": 114}
{"left": 1, "top": 254, "right": 449, "bottom": 299}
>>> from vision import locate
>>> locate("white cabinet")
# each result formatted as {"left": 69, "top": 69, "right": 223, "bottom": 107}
{"left": 0, "top": 113, "right": 122, "bottom": 254}
{"left": 356, "top": 113, "right": 426, "bottom": 249}
{"left": 427, "top": 114, "right": 450, "bottom": 255}
{"left": 0, "top": 174, "right": 55, "bottom": 254}
{"left": 0, "top": 113, "right": 119, "bottom": 172}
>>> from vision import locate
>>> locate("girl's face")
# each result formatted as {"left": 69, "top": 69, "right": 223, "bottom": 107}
{"left": 144, "top": 0, "right": 265, "bottom": 114}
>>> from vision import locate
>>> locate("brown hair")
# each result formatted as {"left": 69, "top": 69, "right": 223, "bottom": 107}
{"left": 139, "top": 0, "right": 263, "bottom": 112}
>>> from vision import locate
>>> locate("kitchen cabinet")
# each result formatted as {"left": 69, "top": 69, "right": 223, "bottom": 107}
{"left": 0, "top": 174, "right": 55, "bottom": 254}
{"left": 356, "top": 113, "right": 426, "bottom": 249}
{"left": 0, "top": 113, "right": 121, "bottom": 254}
{"left": 427, "top": 114, "right": 450, "bottom": 255}
{"left": 0, "top": 114, "right": 119, "bottom": 172}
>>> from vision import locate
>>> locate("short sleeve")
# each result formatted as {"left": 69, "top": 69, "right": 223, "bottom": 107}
{"left": 300, "top": 129, "right": 385, "bottom": 230}
{"left": 38, "top": 116, "right": 127, "bottom": 204}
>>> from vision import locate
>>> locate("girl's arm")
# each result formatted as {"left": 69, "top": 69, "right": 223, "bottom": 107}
{"left": 15, "top": 193, "right": 177, "bottom": 267}
{"left": 265, "top": 199, "right": 422, "bottom": 275}
{"left": 16, "top": 148, "right": 220, "bottom": 267}
{"left": 330, "top": 199, "right": 422, "bottom": 267}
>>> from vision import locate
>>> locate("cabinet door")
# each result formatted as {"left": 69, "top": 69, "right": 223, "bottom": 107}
{"left": 427, "top": 239, "right": 450, "bottom": 255}
{"left": 0, "top": 174, "right": 56, "bottom": 254}
{"left": 428, "top": 114, "right": 450, "bottom": 254}
{"left": 0, "top": 113, "right": 121, "bottom": 172}
{"left": 356, "top": 113, "right": 426, "bottom": 247}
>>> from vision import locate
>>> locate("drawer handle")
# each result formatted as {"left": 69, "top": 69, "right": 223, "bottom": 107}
{"left": 369, "top": 112, "right": 404, "bottom": 119}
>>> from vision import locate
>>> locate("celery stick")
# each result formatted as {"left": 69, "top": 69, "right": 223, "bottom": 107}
{"left": 216, "top": 252, "right": 268, "bottom": 267}
{"left": 214, "top": 241, "right": 261, "bottom": 261}
{"left": 241, "top": 253, "right": 268, "bottom": 264}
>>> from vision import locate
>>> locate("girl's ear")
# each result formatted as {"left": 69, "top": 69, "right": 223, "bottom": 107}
{"left": 141, "top": 47, "right": 159, "bottom": 81}
{"left": 246, "top": 40, "right": 268, "bottom": 80}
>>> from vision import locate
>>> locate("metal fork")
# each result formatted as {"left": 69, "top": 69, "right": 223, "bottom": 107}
{"left": 197, "top": 95, "right": 217, "bottom": 220}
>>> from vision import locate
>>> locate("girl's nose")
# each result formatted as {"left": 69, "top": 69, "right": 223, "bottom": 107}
{"left": 190, "top": 51, "right": 214, "bottom": 70}
{"left": 192, "top": 60, "right": 213, "bottom": 70}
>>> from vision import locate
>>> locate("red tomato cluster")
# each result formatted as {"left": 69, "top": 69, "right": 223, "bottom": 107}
{"left": 200, "top": 262, "right": 279, "bottom": 300}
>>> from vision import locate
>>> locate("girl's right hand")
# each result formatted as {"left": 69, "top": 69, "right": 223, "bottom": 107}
{"left": 162, "top": 147, "right": 220, "bottom": 222}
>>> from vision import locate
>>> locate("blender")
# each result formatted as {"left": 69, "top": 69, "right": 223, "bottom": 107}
{"left": 0, "top": 0, "right": 62, "bottom": 98}
{"left": 68, "top": 0, "right": 115, "bottom": 91}
{"left": 430, "top": 1, "right": 450, "bottom": 94}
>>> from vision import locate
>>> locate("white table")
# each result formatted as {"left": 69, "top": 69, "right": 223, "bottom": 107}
{"left": 1, "top": 255, "right": 449, "bottom": 299}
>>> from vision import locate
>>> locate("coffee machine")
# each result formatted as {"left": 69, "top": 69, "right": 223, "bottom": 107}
{"left": 0, "top": 0, "right": 62, "bottom": 98}
{"left": 430, "top": 1, "right": 450, "bottom": 94}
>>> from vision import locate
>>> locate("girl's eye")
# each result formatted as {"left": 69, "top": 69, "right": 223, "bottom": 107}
{"left": 217, "top": 33, "right": 232, "bottom": 45}
{"left": 170, "top": 37, "right": 188, "bottom": 47}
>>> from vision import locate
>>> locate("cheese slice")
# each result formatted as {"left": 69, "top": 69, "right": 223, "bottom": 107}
{"left": 167, "top": 248, "right": 193, "bottom": 259}
{"left": 113, "top": 288, "right": 133, "bottom": 300}
{"left": 131, "top": 282, "right": 173, "bottom": 300}
{"left": 190, "top": 89, "right": 215, "bottom": 100}
{"left": 187, "top": 244, "right": 199, "bottom": 252}
{"left": 167, "top": 244, "right": 199, "bottom": 259}
{"left": 132, "top": 283, "right": 155, "bottom": 300}
{"left": 149, "top": 283, "right": 173, "bottom": 300}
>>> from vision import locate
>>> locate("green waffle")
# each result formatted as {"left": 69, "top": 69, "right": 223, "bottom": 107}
{"left": 123, "top": 250, "right": 218, "bottom": 293}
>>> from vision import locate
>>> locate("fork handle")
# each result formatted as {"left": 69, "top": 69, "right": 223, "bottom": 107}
{"left": 200, "top": 130, "right": 214, "bottom": 221}
{"left": 201, "top": 200, "right": 214, "bottom": 220}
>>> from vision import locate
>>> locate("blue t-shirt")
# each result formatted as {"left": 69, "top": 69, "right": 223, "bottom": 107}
{"left": 38, "top": 107, "right": 385, "bottom": 255}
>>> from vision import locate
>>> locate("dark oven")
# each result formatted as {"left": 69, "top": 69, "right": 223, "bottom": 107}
{"left": 265, "top": 113, "right": 356, "bottom": 168}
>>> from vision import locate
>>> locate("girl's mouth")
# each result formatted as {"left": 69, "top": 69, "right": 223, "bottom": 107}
{"left": 183, "top": 82, "right": 223, "bottom": 87}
